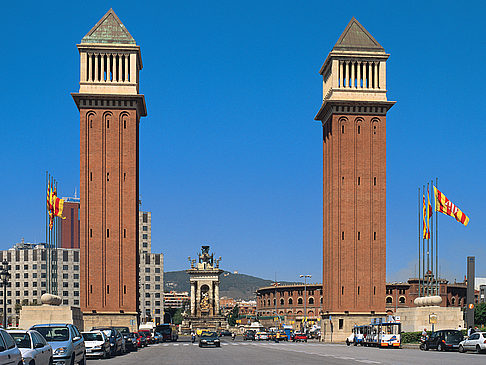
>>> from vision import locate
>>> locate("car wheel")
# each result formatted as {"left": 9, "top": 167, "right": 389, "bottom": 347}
{"left": 458, "top": 345, "right": 465, "bottom": 353}
{"left": 437, "top": 343, "right": 444, "bottom": 352}
{"left": 476, "top": 345, "right": 482, "bottom": 354}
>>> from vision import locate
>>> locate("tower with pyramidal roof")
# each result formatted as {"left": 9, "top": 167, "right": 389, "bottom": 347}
{"left": 72, "top": 9, "right": 147, "bottom": 330}
{"left": 315, "top": 18, "right": 395, "bottom": 341}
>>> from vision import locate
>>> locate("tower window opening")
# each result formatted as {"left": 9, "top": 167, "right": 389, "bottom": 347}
{"left": 103, "top": 55, "right": 106, "bottom": 81}
{"left": 107, "top": 172, "right": 109, "bottom": 181}
{"left": 107, "top": 119, "right": 109, "bottom": 129}
{"left": 90, "top": 229, "right": 92, "bottom": 238}
{"left": 341, "top": 286, "right": 344, "bottom": 295}
{"left": 358, "top": 286, "right": 360, "bottom": 295}
{"left": 90, "top": 172, "right": 92, "bottom": 181}
{"left": 124, "top": 172, "right": 126, "bottom": 181}
{"left": 342, "top": 125, "right": 345, "bottom": 134}
{"left": 374, "top": 232, "right": 377, "bottom": 240}
{"left": 123, "top": 229, "right": 126, "bottom": 238}
{"left": 342, "top": 232, "right": 344, "bottom": 240}
{"left": 124, "top": 285, "right": 126, "bottom": 294}
{"left": 128, "top": 56, "right": 131, "bottom": 82}
{"left": 377, "top": 63, "right": 380, "bottom": 88}
{"left": 357, "top": 177, "right": 360, "bottom": 185}
{"left": 339, "top": 319, "right": 344, "bottom": 329}
{"left": 373, "top": 125, "right": 377, "bottom": 135}
{"left": 357, "top": 125, "right": 360, "bottom": 134}
{"left": 107, "top": 229, "right": 109, "bottom": 238}
{"left": 374, "top": 177, "right": 377, "bottom": 186}
{"left": 90, "top": 285, "right": 92, "bottom": 294}
{"left": 374, "top": 286, "right": 376, "bottom": 295}
{"left": 357, "top": 232, "right": 360, "bottom": 240}
{"left": 97, "top": 54, "right": 102, "bottom": 82}
{"left": 124, "top": 120, "right": 127, "bottom": 129}
{"left": 342, "top": 176, "right": 344, "bottom": 184}
{"left": 107, "top": 285, "right": 109, "bottom": 294}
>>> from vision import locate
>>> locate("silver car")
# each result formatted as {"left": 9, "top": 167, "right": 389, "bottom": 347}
{"left": 8, "top": 330, "right": 53, "bottom": 365}
{"left": 0, "top": 328, "right": 22, "bottom": 365}
{"left": 459, "top": 331, "right": 486, "bottom": 353}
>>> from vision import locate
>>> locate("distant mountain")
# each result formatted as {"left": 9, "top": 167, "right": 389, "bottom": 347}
{"left": 164, "top": 271, "right": 295, "bottom": 301}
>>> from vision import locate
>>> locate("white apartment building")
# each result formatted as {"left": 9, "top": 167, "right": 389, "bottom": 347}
{"left": 139, "top": 211, "right": 164, "bottom": 324}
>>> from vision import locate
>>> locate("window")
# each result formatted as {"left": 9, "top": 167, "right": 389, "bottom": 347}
{"left": 280, "top": 298, "right": 284, "bottom": 305}
{"left": 74, "top": 300, "right": 79, "bottom": 305}
{"left": 374, "top": 232, "right": 377, "bottom": 240}
{"left": 63, "top": 300, "right": 69, "bottom": 305}
{"left": 309, "top": 297, "right": 314, "bottom": 304}
{"left": 155, "top": 285, "right": 160, "bottom": 290}
{"left": 386, "top": 297, "right": 393, "bottom": 304}
{"left": 339, "top": 319, "right": 344, "bottom": 330}
{"left": 33, "top": 282, "right": 37, "bottom": 287}
{"left": 143, "top": 226, "right": 148, "bottom": 231}
{"left": 23, "top": 282, "right": 28, "bottom": 287}
{"left": 143, "top": 243, "right": 148, "bottom": 248}
{"left": 33, "top": 273, "right": 37, "bottom": 278}
{"left": 143, "top": 234, "right": 148, "bottom": 240}
{"left": 298, "top": 298, "right": 303, "bottom": 305}
{"left": 155, "top": 309, "right": 160, "bottom": 314}
{"left": 74, "top": 291, "right": 79, "bottom": 297}
{"left": 145, "top": 268, "right": 150, "bottom": 273}
{"left": 15, "top": 282, "right": 20, "bottom": 288}
{"left": 145, "top": 293, "right": 150, "bottom": 298}
{"left": 155, "top": 276, "right": 160, "bottom": 282}
{"left": 374, "top": 177, "right": 377, "bottom": 186}
{"left": 41, "top": 282, "right": 46, "bottom": 287}
{"left": 74, "top": 283, "right": 79, "bottom": 288}
{"left": 63, "top": 291, "right": 68, "bottom": 296}
{"left": 145, "top": 276, "right": 150, "bottom": 281}
{"left": 74, "top": 251, "right": 79, "bottom": 262}
{"left": 15, "top": 273, "right": 20, "bottom": 279}
{"left": 63, "top": 265, "right": 68, "bottom": 270}
{"left": 24, "top": 290, "right": 28, "bottom": 296}
{"left": 107, "top": 229, "right": 109, "bottom": 238}
{"left": 107, "top": 172, "right": 110, "bottom": 181}
{"left": 63, "top": 282, "right": 69, "bottom": 288}
{"left": 357, "top": 232, "right": 360, "bottom": 240}
{"left": 63, "top": 251, "right": 69, "bottom": 262}
{"left": 24, "top": 264, "right": 28, "bottom": 270}
{"left": 107, "top": 285, "right": 110, "bottom": 294}
{"left": 155, "top": 293, "right": 160, "bottom": 298}
{"left": 155, "top": 301, "right": 160, "bottom": 306}
{"left": 74, "top": 274, "right": 79, "bottom": 280}
{"left": 399, "top": 296, "right": 406, "bottom": 304}
{"left": 15, "top": 265, "right": 20, "bottom": 270}
{"left": 145, "top": 301, "right": 150, "bottom": 306}
{"left": 63, "top": 274, "right": 68, "bottom": 279}
{"left": 342, "top": 232, "right": 345, "bottom": 240}
{"left": 357, "top": 125, "right": 360, "bottom": 134}
{"left": 145, "top": 284, "right": 150, "bottom": 290}
{"left": 155, "top": 268, "right": 160, "bottom": 273}
{"left": 143, "top": 213, "right": 148, "bottom": 223}
{"left": 342, "top": 286, "right": 344, "bottom": 295}
{"left": 73, "top": 265, "right": 79, "bottom": 271}
{"left": 342, "top": 125, "right": 345, "bottom": 134}
{"left": 358, "top": 286, "right": 360, "bottom": 295}
{"left": 33, "top": 291, "right": 37, "bottom": 296}
{"left": 357, "top": 177, "right": 360, "bottom": 185}
{"left": 33, "top": 264, "right": 37, "bottom": 270}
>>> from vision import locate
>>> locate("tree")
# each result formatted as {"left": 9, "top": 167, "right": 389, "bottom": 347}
{"left": 173, "top": 309, "right": 184, "bottom": 325}
{"left": 475, "top": 302, "right": 486, "bottom": 326}
{"left": 227, "top": 305, "right": 239, "bottom": 326}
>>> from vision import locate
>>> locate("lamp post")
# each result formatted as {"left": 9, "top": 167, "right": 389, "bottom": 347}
{"left": 392, "top": 282, "right": 399, "bottom": 314}
{"left": 0, "top": 261, "right": 10, "bottom": 329}
{"left": 300, "top": 274, "right": 311, "bottom": 332}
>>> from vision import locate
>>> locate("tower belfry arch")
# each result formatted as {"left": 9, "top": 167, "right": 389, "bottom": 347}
{"left": 72, "top": 8, "right": 147, "bottom": 331}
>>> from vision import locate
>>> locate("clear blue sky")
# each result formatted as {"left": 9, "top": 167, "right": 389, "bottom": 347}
{"left": 1, "top": 0, "right": 484, "bottom": 283}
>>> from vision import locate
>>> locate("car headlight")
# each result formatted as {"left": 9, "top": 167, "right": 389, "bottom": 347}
{"left": 215, "top": 340, "right": 220, "bottom": 342}
{"left": 54, "top": 347, "right": 68, "bottom": 356}
{"left": 201, "top": 340, "right": 207, "bottom": 343}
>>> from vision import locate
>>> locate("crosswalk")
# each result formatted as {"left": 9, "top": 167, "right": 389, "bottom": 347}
{"left": 158, "top": 341, "right": 335, "bottom": 347}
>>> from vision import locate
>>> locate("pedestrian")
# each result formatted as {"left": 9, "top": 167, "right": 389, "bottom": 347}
{"left": 421, "top": 328, "right": 427, "bottom": 338}
{"left": 467, "top": 326, "right": 474, "bottom": 336}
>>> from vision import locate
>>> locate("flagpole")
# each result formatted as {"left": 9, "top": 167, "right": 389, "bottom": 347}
{"left": 436, "top": 177, "right": 439, "bottom": 295}
{"left": 422, "top": 185, "right": 426, "bottom": 296}
{"left": 45, "top": 171, "right": 48, "bottom": 295}
{"left": 429, "top": 180, "right": 434, "bottom": 295}
{"left": 418, "top": 187, "right": 421, "bottom": 297}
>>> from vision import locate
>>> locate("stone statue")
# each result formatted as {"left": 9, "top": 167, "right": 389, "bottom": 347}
{"left": 200, "top": 292, "right": 210, "bottom": 312}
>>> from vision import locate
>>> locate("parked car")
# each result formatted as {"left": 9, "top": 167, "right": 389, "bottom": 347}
{"left": 243, "top": 331, "right": 255, "bottom": 341}
{"left": 199, "top": 332, "right": 220, "bottom": 348}
{"left": 0, "top": 328, "right": 23, "bottom": 365}
{"left": 8, "top": 329, "right": 53, "bottom": 365}
{"left": 459, "top": 332, "right": 486, "bottom": 353}
{"left": 82, "top": 330, "right": 111, "bottom": 359}
{"left": 219, "top": 330, "right": 232, "bottom": 337}
{"left": 31, "top": 323, "right": 85, "bottom": 365}
{"left": 134, "top": 332, "right": 147, "bottom": 348}
{"left": 293, "top": 332, "right": 308, "bottom": 342}
{"left": 124, "top": 333, "right": 139, "bottom": 351}
{"left": 113, "top": 327, "right": 134, "bottom": 348}
{"left": 422, "top": 329, "right": 463, "bottom": 351}
{"left": 138, "top": 330, "right": 154, "bottom": 344}
{"left": 90, "top": 328, "right": 123, "bottom": 356}
{"left": 256, "top": 331, "right": 269, "bottom": 341}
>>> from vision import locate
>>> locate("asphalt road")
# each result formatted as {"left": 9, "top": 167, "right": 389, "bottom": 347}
{"left": 86, "top": 337, "right": 486, "bottom": 365}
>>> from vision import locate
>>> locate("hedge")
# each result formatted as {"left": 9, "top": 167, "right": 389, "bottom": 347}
{"left": 401, "top": 331, "right": 422, "bottom": 343}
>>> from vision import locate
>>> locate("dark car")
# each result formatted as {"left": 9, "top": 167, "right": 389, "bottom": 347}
{"left": 138, "top": 331, "right": 150, "bottom": 346}
{"left": 219, "top": 330, "right": 232, "bottom": 337}
{"left": 199, "top": 332, "right": 220, "bottom": 348}
{"left": 91, "top": 327, "right": 123, "bottom": 356}
{"left": 423, "top": 329, "right": 463, "bottom": 351}
{"left": 113, "top": 327, "right": 137, "bottom": 351}
{"left": 123, "top": 332, "right": 138, "bottom": 352}
{"left": 243, "top": 331, "right": 255, "bottom": 341}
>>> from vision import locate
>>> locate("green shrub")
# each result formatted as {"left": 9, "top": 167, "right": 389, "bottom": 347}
{"left": 401, "top": 331, "right": 422, "bottom": 343}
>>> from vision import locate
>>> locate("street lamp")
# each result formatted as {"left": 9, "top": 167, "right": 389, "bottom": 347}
{"left": 0, "top": 261, "right": 10, "bottom": 329}
{"left": 300, "top": 274, "right": 312, "bottom": 332}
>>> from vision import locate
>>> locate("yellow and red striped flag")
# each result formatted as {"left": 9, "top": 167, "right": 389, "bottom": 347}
{"left": 434, "top": 186, "right": 469, "bottom": 226}
{"left": 47, "top": 183, "right": 54, "bottom": 230}
{"left": 422, "top": 194, "right": 430, "bottom": 239}
{"left": 51, "top": 187, "right": 65, "bottom": 219}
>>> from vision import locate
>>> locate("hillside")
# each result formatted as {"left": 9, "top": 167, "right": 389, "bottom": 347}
{"left": 164, "top": 271, "right": 295, "bottom": 300}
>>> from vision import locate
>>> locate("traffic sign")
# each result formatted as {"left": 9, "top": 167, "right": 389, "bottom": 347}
{"left": 469, "top": 303, "right": 474, "bottom": 310}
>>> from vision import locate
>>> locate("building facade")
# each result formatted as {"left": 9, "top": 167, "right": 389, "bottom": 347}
{"left": 138, "top": 211, "right": 164, "bottom": 325}
{"left": 164, "top": 291, "right": 190, "bottom": 310}
{"left": 72, "top": 9, "right": 147, "bottom": 329}
{"left": 60, "top": 196, "right": 80, "bottom": 249}
{"left": 315, "top": 18, "right": 395, "bottom": 317}
{"left": 256, "top": 284, "right": 323, "bottom": 322}
{"left": 0, "top": 243, "right": 80, "bottom": 327}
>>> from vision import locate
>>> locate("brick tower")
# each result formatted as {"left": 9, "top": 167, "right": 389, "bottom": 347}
{"left": 314, "top": 18, "right": 395, "bottom": 340}
{"left": 72, "top": 9, "right": 147, "bottom": 330}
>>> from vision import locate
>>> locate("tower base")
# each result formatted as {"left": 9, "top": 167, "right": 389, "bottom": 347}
{"left": 320, "top": 312, "right": 387, "bottom": 343}
{"left": 19, "top": 305, "right": 84, "bottom": 331}
{"left": 182, "top": 315, "right": 226, "bottom": 334}
{"left": 83, "top": 312, "right": 138, "bottom": 332}
{"left": 396, "top": 306, "right": 464, "bottom": 333}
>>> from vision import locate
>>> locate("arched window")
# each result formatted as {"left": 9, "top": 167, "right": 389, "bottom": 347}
{"left": 308, "top": 311, "right": 314, "bottom": 316}
{"left": 267, "top": 299, "right": 270, "bottom": 306}
{"left": 320, "top": 297, "right": 323, "bottom": 304}
{"left": 399, "top": 296, "right": 406, "bottom": 304}
{"left": 280, "top": 298, "right": 284, "bottom": 305}
{"left": 298, "top": 298, "right": 303, "bottom": 305}
{"left": 288, "top": 310, "right": 292, "bottom": 314}
{"left": 451, "top": 297, "right": 455, "bottom": 305}
{"left": 288, "top": 298, "right": 293, "bottom": 305}
{"left": 386, "top": 296, "right": 393, "bottom": 304}
{"left": 273, "top": 298, "right": 276, "bottom": 305}
{"left": 309, "top": 297, "right": 314, "bottom": 305}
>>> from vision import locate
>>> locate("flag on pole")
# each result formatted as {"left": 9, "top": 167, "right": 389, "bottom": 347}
{"left": 422, "top": 194, "right": 430, "bottom": 239}
{"left": 427, "top": 186, "right": 433, "bottom": 236}
{"left": 434, "top": 186, "right": 469, "bottom": 226}
{"left": 47, "top": 183, "right": 54, "bottom": 230}
{"left": 51, "top": 187, "right": 65, "bottom": 219}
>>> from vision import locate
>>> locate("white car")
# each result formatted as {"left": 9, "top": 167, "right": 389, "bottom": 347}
{"left": 459, "top": 332, "right": 486, "bottom": 353}
{"left": 82, "top": 331, "right": 111, "bottom": 358}
{"left": 8, "top": 329, "right": 52, "bottom": 365}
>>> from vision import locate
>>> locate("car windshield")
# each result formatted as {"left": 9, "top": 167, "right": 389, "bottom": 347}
{"left": 444, "top": 331, "right": 463, "bottom": 342}
{"left": 35, "top": 327, "right": 70, "bottom": 342}
{"left": 83, "top": 333, "right": 103, "bottom": 341}
{"left": 114, "top": 327, "right": 130, "bottom": 335}
{"left": 9, "top": 333, "right": 31, "bottom": 348}
{"left": 201, "top": 332, "right": 218, "bottom": 339}
{"left": 101, "top": 330, "right": 113, "bottom": 337}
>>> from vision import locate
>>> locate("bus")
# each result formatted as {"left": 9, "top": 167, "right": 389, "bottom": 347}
{"left": 362, "top": 319, "right": 401, "bottom": 348}
{"left": 155, "top": 324, "right": 178, "bottom": 342}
